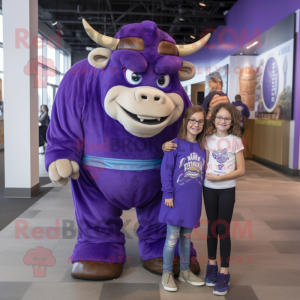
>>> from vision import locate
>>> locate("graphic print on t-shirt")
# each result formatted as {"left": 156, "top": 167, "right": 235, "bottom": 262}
{"left": 177, "top": 152, "right": 205, "bottom": 186}
{"left": 212, "top": 148, "right": 229, "bottom": 172}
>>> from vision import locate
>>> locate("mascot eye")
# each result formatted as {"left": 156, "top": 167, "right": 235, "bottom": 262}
{"left": 156, "top": 75, "right": 170, "bottom": 88}
{"left": 126, "top": 69, "right": 142, "bottom": 85}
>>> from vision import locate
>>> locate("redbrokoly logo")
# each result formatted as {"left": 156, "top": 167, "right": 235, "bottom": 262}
{"left": 23, "top": 246, "right": 56, "bottom": 277}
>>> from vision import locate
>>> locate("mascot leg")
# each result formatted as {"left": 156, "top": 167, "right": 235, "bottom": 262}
{"left": 136, "top": 192, "right": 200, "bottom": 276}
{"left": 70, "top": 168, "right": 125, "bottom": 280}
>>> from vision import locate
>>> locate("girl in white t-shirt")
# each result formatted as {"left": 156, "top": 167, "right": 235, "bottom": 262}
{"left": 203, "top": 102, "right": 245, "bottom": 296}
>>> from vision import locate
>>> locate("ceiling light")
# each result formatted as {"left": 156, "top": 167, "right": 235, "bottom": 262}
{"left": 199, "top": 2, "right": 206, "bottom": 6}
{"left": 246, "top": 41, "right": 258, "bottom": 49}
{"left": 190, "top": 35, "right": 195, "bottom": 39}
{"left": 179, "top": 15, "right": 185, "bottom": 21}
{"left": 52, "top": 0, "right": 58, "bottom": 26}
{"left": 86, "top": 47, "right": 94, "bottom": 51}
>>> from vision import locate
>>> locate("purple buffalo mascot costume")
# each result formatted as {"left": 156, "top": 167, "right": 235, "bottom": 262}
{"left": 45, "top": 19, "right": 210, "bottom": 280}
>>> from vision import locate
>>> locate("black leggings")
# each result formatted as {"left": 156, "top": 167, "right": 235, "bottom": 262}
{"left": 39, "top": 125, "right": 48, "bottom": 146}
{"left": 203, "top": 186, "right": 235, "bottom": 268}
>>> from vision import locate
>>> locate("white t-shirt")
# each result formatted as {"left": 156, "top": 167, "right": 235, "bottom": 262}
{"left": 204, "top": 134, "right": 244, "bottom": 189}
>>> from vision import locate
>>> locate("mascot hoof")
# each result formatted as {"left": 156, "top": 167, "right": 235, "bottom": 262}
{"left": 142, "top": 257, "right": 163, "bottom": 275}
{"left": 71, "top": 261, "right": 123, "bottom": 280}
{"left": 142, "top": 256, "right": 200, "bottom": 276}
{"left": 173, "top": 256, "right": 200, "bottom": 276}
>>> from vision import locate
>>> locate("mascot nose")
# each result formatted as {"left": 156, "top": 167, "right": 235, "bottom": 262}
{"left": 135, "top": 88, "right": 166, "bottom": 104}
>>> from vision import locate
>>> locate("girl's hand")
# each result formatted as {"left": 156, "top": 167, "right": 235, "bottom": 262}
{"left": 205, "top": 173, "right": 221, "bottom": 182}
{"left": 165, "top": 198, "right": 174, "bottom": 208}
{"left": 162, "top": 139, "right": 177, "bottom": 152}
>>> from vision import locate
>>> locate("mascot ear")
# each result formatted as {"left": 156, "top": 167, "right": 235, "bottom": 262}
{"left": 88, "top": 48, "right": 112, "bottom": 69}
{"left": 178, "top": 61, "right": 196, "bottom": 81}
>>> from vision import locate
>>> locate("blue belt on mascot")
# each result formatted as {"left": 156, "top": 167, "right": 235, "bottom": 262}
{"left": 82, "top": 154, "right": 162, "bottom": 171}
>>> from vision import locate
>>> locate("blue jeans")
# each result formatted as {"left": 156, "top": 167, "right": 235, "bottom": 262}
{"left": 163, "top": 224, "right": 193, "bottom": 273}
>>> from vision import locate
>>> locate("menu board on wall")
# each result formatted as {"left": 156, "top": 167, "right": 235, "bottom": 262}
{"left": 229, "top": 13, "right": 295, "bottom": 120}
{"left": 230, "top": 39, "right": 294, "bottom": 120}
{"left": 255, "top": 39, "right": 294, "bottom": 120}
{"left": 205, "top": 64, "right": 229, "bottom": 97}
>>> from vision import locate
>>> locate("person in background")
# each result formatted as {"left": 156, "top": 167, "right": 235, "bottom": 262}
{"left": 39, "top": 105, "right": 50, "bottom": 153}
{"left": 202, "top": 72, "right": 229, "bottom": 119}
{"left": 0, "top": 100, "right": 3, "bottom": 116}
{"left": 231, "top": 94, "right": 250, "bottom": 136}
{"left": 39, "top": 105, "right": 50, "bottom": 127}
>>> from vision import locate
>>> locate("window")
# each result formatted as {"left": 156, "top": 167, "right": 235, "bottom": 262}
{"left": 47, "top": 85, "right": 54, "bottom": 116}
{"left": 0, "top": 13, "right": 3, "bottom": 105}
{"left": 37, "top": 36, "right": 69, "bottom": 114}
{"left": 38, "top": 85, "right": 43, "bottom": 108}
{"left": 47, "top": 42, "right": 56, "bottom": 67}
{"left": 0, "top": 14, "right": 3, "bottom": 44}
{"left": 60, "top": 52, "right": 64, "bottom": 73}
{"left": 37, "top": 36, "right": 43, "bottom": 63}
{"left": 0, "top": 47, "right": 3, "bottom": 73}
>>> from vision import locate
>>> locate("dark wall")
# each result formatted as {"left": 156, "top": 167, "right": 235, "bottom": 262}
{"left": 71, "top": 51, "right": 90, "bottom": 66}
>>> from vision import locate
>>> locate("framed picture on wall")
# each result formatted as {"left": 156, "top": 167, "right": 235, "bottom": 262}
{"left": 205, "top": 64, "right": 229, "bottom": 97}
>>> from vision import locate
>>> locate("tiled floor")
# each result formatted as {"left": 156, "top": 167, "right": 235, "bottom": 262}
{"left": 1, "top": 159, "right": 300, "bottom": 300}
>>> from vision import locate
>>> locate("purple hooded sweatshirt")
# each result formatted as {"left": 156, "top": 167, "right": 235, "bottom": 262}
{"left": 159, "top": 138, "right": 206, "bottom": 228}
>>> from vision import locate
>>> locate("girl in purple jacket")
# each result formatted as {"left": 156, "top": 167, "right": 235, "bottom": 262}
{"left": 159, "top": 106, "right": 207, "bottom": 292}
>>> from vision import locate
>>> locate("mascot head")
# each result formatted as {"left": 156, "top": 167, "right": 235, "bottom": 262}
{"left": 83, "top": 19, "right": 210, "bottom": 137}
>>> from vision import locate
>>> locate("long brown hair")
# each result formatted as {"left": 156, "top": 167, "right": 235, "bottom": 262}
{"left": 206, "top": 102, "right": 242, "bottom": 138}
{"left": 177, "top": 106, "right": 207, "bottom": 149}
{"left": 42, "top": 105, "right": 49, "bottom": 113}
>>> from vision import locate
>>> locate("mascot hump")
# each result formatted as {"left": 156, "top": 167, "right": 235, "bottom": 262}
{"left": 45, "top": 19, "right": 210, "bottom": 280}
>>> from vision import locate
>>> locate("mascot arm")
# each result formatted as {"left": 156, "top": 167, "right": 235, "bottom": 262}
{"left": 161, "top": 147, "right": 177, "bottom": 199}
{"left": 45, "top": 60, "right": 95, "bottom": 186}
{"left": 49, "top": 159, "right": 79, "bottom": 186}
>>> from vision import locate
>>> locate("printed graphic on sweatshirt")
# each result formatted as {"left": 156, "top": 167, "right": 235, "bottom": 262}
{"left": 212, "top": 148, "right": 229, "bottom": 172}
{"left": 177, "top": 152, "right": 205, "bottom": 186}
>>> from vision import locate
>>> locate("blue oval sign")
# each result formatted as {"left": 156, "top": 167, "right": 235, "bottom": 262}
{"left": 262, "top": 56, "right": 279, "bottom": 112}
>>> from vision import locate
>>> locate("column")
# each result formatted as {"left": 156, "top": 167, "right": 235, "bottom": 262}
{"left": 3, "top": 0, "right": 39, "bottom": 197}
{"left": 42, "top": 36, "right": 48, "bottom": 105}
